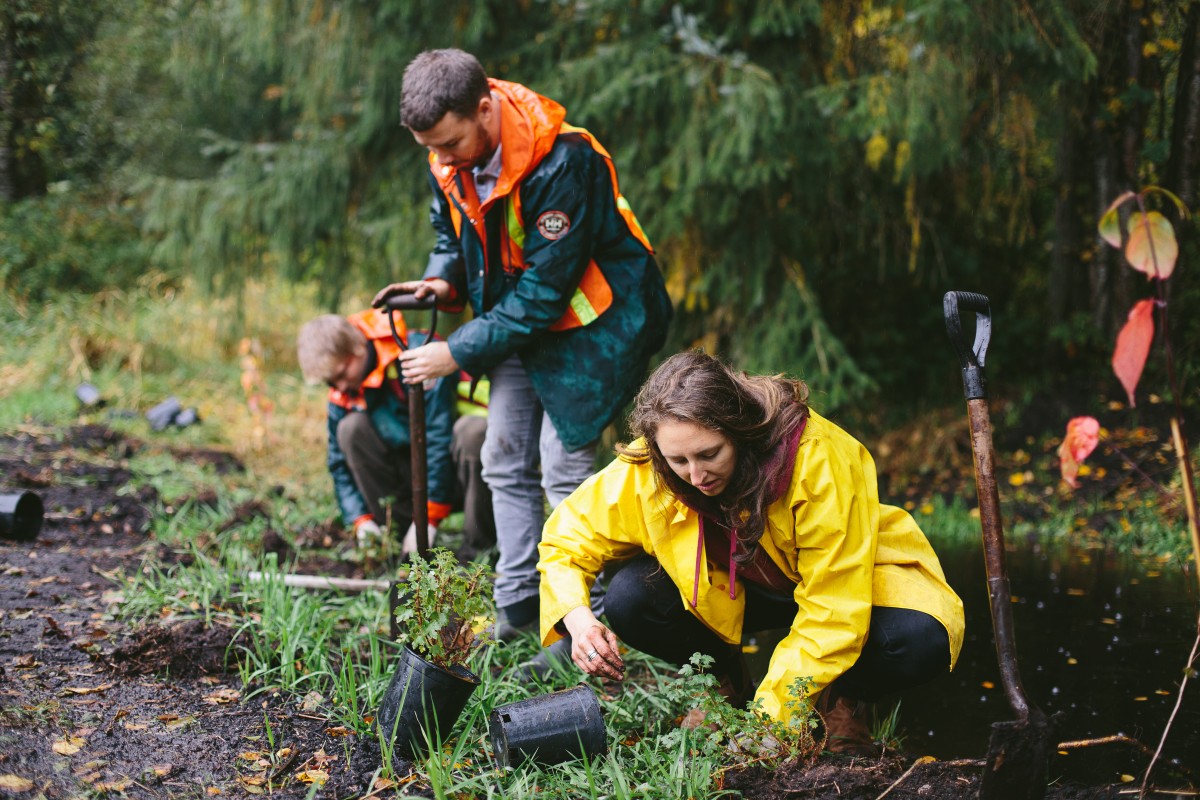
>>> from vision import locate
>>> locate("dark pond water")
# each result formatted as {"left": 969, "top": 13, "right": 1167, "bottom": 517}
{"left": 745, "top": 532, "right": 1200, "bottom": 784}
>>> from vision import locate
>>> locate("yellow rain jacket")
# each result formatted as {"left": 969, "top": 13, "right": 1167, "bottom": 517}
{"left": 538, "top": 410, "right": 965, "bottom": 720}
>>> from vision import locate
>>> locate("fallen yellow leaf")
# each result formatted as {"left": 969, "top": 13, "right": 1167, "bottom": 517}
{"left": 0, "top": 774, "right": 34, "bottom": 792}
{"left": 296, "top": 770, "right": 329, "bottom": 784}
{"left": 202, "top": 688, "right": 241, "bottom": 705}
{"left": 94, "top": 778, "right": 132, "bottom": 792}
{"left": 53, "top": 736, "right": 86, "bottom": 755}
{"left": 323, "top": 726, "right": 351, "bottom": 737}
{"left": 64, "top": 683, "right": 114, "bottom": 695}
{"left": 1120, "top": 774, "right": 1135, "bottom": 783}
{"left": 206, "top": 787, "right": 223, "bottom": 795}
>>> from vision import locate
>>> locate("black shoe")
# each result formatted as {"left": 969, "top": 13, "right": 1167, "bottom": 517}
{"left": 517, "top": 636, "right": 574, "bottom": 682}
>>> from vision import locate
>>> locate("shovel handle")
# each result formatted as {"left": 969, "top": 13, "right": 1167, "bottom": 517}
{"left": 382, "top": 293, "right": 438, "bottom": 557}
{"left": 943, "top": 291, "right": 991, "bottom": 400}
{"left": 383, "top": 295, "right": 439, "bottom": 355}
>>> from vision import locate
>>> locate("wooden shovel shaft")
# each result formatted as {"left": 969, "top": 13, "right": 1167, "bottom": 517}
{"left": 968, "top": 397, "right": 1032, "bottom": 721}
{"left": 409, "top": 383, "right": 430, "bottom": 555}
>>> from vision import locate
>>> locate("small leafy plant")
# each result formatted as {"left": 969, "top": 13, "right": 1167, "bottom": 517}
{"left": 1062, "top": 186, "right": 1199, "bottom": 795}
{"left": 393, "top": 548, "right": 492, "bottom": 671}
{"left": 659, "top": 654, "right": 820, "bottom": 768}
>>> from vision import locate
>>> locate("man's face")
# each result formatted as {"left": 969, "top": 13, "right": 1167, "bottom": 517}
{"left": 411, "top": 96, "right": 497, "bottom": 171}
{"left": 328, "top": 351, "right": 368, "bottom": 395}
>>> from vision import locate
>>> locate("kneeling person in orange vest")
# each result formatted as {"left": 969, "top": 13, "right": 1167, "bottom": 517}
{"left": 297, "top": 309, "right": 493, "bottom": 557}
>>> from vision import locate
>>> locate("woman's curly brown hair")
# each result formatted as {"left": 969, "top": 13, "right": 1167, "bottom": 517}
{"left": 618, "top": 350, "right": 808, "bottom": 563}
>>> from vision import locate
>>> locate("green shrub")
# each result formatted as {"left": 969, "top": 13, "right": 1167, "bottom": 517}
{"left": 0, "top": 191, "right": 153, "bottom": 299}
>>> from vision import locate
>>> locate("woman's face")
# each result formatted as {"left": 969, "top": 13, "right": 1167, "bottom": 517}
{"left": 655, "top": 419, "right": 737, "bottom": 497}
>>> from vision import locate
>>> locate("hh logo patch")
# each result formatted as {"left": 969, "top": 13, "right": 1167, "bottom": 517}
{"left": 536, "top": 210, "right": 571, "bottom": 240}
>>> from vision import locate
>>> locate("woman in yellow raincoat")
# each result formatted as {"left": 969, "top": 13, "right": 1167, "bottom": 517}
{"left": 536, "top": 351, "right": 965, "bottom": 753}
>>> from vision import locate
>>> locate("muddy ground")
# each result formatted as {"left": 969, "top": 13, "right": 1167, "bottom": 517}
{"left": 0, "top": 424, "right": 1181, "bottom": 798}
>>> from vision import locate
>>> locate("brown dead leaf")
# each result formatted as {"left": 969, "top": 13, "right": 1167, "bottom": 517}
{"left": 94, "top": 777, "right": 132, "bottom": 792}
{"left": 299, "top": 691, "right": 324, "bottom": 712}
{"left": 12, "top": 654, "right": 38, "bottom": 668}
{"left": 238, "top": 776, "right": 266, "bottom": 794}
{"left": 323, "top": 726, "right": 351, "bottom": 737}
{"left": 202, "top": 687, "right": 241, "bottom": 705}
{"left": 52, "top": 736, "right": 86, "bottom": 755}
{"left": 0, "top": 774, "right": 35, "bottom": 792}
{"left": 372, "top": 776, "right": 398, "bottom": 790}
{"left": 63, "top": 683, "right": 114, "bottom": 695}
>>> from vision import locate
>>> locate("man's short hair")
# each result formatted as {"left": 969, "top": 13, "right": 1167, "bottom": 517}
{"left": 297, "top": 315, "right": 366, "bottom": 385}
{"left": 400, "top": 49, "right": 490, "bottom": 132}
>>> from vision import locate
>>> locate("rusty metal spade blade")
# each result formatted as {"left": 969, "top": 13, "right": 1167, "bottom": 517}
{"left": 944, "top": 291, "right": 1057, "bottom": 800}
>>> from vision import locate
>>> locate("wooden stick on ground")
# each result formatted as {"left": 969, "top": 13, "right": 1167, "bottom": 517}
{"left": 244, "top": 571, "right": 397, "bottom": 592}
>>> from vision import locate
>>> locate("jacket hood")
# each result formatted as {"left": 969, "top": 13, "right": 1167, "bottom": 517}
{"left": 429, "top": 78, "right": 566, "bottom": 208}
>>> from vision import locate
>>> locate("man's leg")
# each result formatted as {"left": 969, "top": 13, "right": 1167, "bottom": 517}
{"left": 451, "top": 415, "right": 495, "bottom": 555}
{"left": 480, "top": 357, "right": 544, "bottom": 626}
{"left": 336, "top": 412, "right": 413, "bottom": 533}
{"left": 513, "top": 416, "right": 601, "bottom": 679}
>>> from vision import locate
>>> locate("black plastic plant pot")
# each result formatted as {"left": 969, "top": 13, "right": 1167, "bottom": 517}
{"left": 488, "top": 683, "right": 607, "bottom": 767}
{"left": 377, "top": 646, "right": 480, "bottom": 756}
{"left": 0, "top": 492, "right": 43, "bottom": 542}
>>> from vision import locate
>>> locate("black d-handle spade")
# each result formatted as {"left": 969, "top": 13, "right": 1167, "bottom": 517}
{"left": 384, "top": 294, "right": 439, "bottom": 557}
{"left": 944, "top": 291, "right": 1053, "bottom": 800}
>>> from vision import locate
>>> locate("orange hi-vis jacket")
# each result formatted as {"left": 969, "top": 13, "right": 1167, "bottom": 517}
{"left": 420, "top": 79, "right": 672, "bottom": 450}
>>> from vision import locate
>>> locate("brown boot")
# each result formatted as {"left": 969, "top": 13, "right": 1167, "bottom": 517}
{"left": 715, "top": 647, "right": 755, "bottom": 709}
{"left": 817, "top": 694, "right": 878, "bottom": 756}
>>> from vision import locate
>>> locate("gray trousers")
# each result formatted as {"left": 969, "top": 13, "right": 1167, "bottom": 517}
{"left": 481, "top": 357, "right": 597, "bottom": 609}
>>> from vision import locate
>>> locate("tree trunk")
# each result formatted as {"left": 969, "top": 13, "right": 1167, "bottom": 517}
{"left": 1166, "top": 1, "right": 1200, "bottom": 208}
{"left": 1049, "top": 101, "right": 1084, "bottom": 330}
{"left": 0, "top": 9, "right": 14, "bottom": 204}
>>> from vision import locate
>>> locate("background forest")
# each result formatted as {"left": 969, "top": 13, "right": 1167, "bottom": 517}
{"left": 3, "top": 0, "right": 1199, "bottom": 420}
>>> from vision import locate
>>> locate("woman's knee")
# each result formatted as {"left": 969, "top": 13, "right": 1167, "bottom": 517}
{"left": 869, "top": 607, "right": 950, "bottom": 686}
{"left": 604, "top": 558, "right": 677, "bottom": 633}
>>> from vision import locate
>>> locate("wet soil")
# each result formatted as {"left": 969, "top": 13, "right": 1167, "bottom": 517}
{"left": 0, "top": 426, "right": 384, "bottom": 798}
{"left": 0, "top": 424, "right": 1173, "bottom": 798}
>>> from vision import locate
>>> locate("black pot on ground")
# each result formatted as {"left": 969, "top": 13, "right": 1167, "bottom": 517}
{"left": 377, "top": 646, "right": 480, "bottom": 756}
{"left": 0, "top": 492, "right": 43, "bottom": 541}
{"left": 488, "top": 683, "right": 607, "bottom": 767}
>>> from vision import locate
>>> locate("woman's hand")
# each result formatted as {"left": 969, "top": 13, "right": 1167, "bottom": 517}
{"left": 563, "top": 606, "right": 624, "bottom": 680}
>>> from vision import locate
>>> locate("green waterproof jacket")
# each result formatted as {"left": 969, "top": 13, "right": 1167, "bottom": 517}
{"left": 422, "top": 79, "right": 672, "bottom": 450}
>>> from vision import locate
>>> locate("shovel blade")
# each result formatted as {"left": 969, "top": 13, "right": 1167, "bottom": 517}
{"left": 980, "top": 709, "right": 1057, "bottom": 800}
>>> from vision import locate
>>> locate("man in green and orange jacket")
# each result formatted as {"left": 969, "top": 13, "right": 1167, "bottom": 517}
{"left": 373, "top": 49, "right": 672, "bottom": 657}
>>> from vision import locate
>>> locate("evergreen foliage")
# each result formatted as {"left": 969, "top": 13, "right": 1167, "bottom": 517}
{"left": 3, "top": 0, "right": 1197, "bottom": 415}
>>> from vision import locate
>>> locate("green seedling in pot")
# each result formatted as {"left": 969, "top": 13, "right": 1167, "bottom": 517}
{"left": 394, "top": 547, "right": 493, "bottom": 669}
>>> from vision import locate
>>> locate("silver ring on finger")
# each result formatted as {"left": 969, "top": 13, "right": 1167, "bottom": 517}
{"left": 586, "top": 649, "right": 599, "bottom": 661}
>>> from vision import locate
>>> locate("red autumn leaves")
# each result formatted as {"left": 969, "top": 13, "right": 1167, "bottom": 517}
{"left": 1060, "top": 188, "right": 1186, "bottom": 487}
